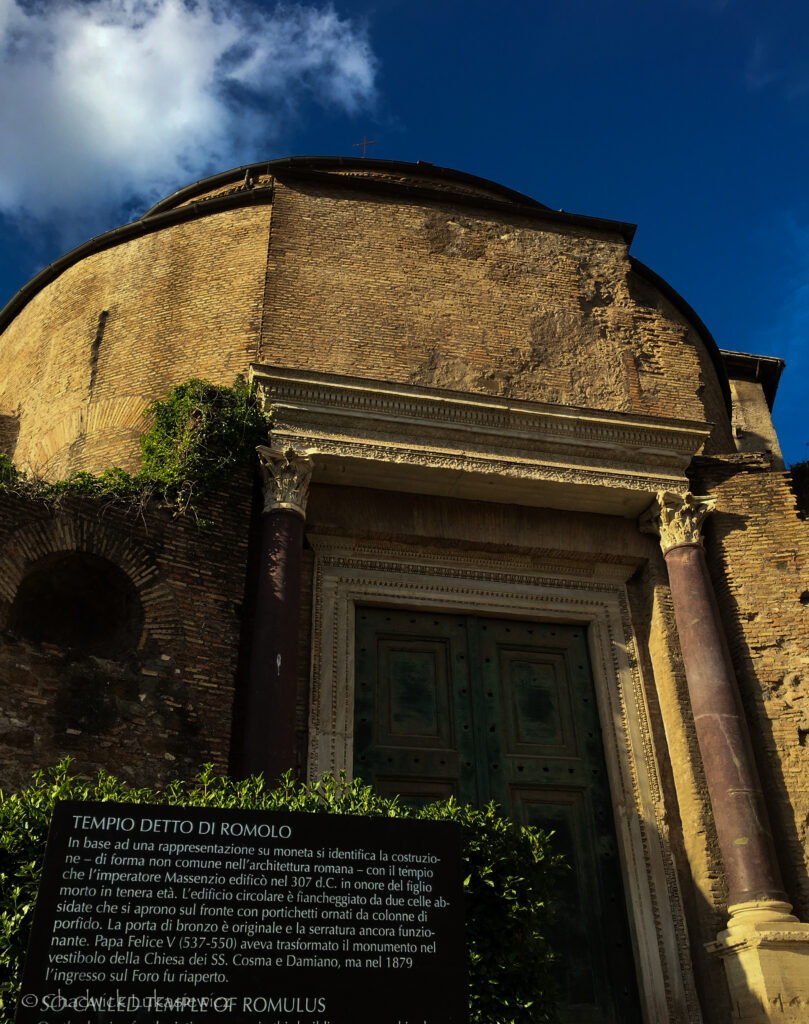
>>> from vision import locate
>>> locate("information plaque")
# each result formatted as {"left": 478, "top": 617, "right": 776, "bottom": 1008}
{"left": 16, "top": 801, "right": 466, "bottom": 1024}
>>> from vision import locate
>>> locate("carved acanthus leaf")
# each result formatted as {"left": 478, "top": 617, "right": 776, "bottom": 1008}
{"left": 639, "top": 491, "right": 716, "bottom": 553}
{"left": 256, "top": 446, "right": 314, "bottom": 517}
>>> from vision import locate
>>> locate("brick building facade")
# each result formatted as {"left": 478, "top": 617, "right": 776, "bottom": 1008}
{"left": 1, "top": 157, "right": 807, "bottom": 1021}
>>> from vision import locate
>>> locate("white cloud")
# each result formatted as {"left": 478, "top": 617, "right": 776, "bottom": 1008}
{"left": 0, "top": 0, "right": 377, "bottom": 226}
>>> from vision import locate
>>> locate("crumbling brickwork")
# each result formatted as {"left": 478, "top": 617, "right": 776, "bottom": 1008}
{"left": 261, "top": 177, "right": 732, "bottom": 456}
{"left": 0, "top": 473, "right": 252, "bottom": 791}
{"left": 0, "top": 161, "right": 733, "bottom": 483}
{"left": 691, "top": 454, "right": 809, "bottom": 919}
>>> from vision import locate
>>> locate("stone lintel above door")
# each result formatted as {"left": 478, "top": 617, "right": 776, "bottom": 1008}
{"left": 251, "top": 365, "right": 711, "bottom": 517}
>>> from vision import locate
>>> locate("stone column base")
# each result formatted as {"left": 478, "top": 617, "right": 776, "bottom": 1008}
{"left": 708, "top": 907, "right": 809, "bottom": 1022}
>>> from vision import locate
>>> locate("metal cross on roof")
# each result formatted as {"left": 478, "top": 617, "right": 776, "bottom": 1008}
{"left": 352, "top": 135, "right": 377, "bottom": 158}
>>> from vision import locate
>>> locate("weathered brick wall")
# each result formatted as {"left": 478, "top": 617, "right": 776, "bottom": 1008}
{"left": 0, "top": 164, "right": 735, "bottom": 486}
{"left": 0, "top": 207, "right": 271, "bottom": 478}
{"left": 691, "top": 454, "right": 809, "bottom": 919}
{"left": 261, "top": 177, "right": 733, "bottom": 453}
{"left": 0, "top": 413, "right": 18, "bottom": 456}
{"left": 0, "top": 473, "right": 253, "bottom": 791}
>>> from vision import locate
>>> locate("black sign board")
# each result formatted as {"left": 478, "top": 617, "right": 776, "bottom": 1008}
{"left": 17, "top": 801, "right": 466, "bottom": 1024}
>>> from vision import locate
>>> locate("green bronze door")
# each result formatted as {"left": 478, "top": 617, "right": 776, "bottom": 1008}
{"left": 354, "top": 607, "right": 641, "bottom": 1024}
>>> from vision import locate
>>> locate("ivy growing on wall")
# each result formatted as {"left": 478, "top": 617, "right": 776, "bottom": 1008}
{"left": 0, "top": 377, "right": 271, "bottom": 518}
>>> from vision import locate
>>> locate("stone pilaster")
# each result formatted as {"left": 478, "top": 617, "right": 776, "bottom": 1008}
{"left": 642, "top": 491, "right": 809, "bottom": 1022}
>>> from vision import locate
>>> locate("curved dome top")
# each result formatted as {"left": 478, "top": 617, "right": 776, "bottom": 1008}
{"left": 0, "top": 155, "right": 732, "bottom": 445}
{"left": 143, "top": 155, "right": 555, "bottom": 218}
{"left": 0, "top": 155, "right": 642, "bottom": 337}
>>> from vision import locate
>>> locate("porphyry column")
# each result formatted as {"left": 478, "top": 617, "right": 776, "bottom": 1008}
{"left": 242, "top": 445, "right": 313, "bottom": 782}
{"left": 642, "top": 491, "right": 809, "bottom": 1023}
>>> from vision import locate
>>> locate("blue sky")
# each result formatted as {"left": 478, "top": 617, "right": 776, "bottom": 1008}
{"left": 1, "top": 0, "right": 807, "bottom": 463}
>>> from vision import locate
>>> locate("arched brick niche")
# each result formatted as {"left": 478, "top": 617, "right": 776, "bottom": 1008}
{"left": 0, "top": 516, "right": 184, "bottom": 650}
{"left": 0, "top": 513, "right": 205, "bottom": 790}
{"left": 9, "top": 551, "right": 144, "bottom": 657}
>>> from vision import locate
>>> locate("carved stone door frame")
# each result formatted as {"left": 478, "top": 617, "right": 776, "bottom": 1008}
{"left": 305, "top": 534, "right": 702, "bottom": 1024}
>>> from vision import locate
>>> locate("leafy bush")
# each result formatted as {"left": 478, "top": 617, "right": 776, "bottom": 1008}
{"left": 0, "top": 455, "right": 22, "bottom": 489}
{"left": 0, "top": 377, "right": 270, "bottom": 517}
{"left": 0, "top": 764, "right": 562, "bottom": 1024}
{"left": 139, "top": 377, "right": 270, "bottom": 503}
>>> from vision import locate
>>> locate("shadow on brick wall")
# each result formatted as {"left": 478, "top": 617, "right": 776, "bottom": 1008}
{"left": 0, "top": 413, "right": 19, "bottom": 457}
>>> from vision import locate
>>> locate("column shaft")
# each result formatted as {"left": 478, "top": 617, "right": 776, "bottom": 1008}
{"left": 240, "top": 445, "right": 313, "bottom": 783}
{"left": 664, "top": 541, "right": 786, "bottom": 907}
{"left": 242, "top": 508, "right": 303, "bottom": 781}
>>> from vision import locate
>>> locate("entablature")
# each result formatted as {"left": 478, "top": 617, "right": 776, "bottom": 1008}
{"left": 251, "top": 365, "right": 711, "bottom": 517}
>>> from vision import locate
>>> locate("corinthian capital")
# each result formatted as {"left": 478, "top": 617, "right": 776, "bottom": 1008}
{"left": 639, "top": 490, "right": 716, "bottom": 554}
{"left": 257, "top": 446, "right": 314, "bottom": 517}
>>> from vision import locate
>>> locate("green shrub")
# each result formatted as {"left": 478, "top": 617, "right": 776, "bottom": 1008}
{"left": 0, "top": 455, "right": 22, "bottom": 489}
{"left": 139, "top": 376, "right": 270, "bottom": 505}
{"left": 0, "top": 764, "right": 562, "bottom": 1024}
{"left": 0, "top": 377, "right": 271, "bottom": 517}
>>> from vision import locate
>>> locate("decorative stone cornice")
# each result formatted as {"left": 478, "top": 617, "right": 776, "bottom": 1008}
{"left": 639, "top": 491, "right": 716, "bottom": 554}
{"left": 252, "top": 366, "right": 712, "bottom": 517}
{"left": 256, "top": 446, "right": 314, "bottom": 517}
